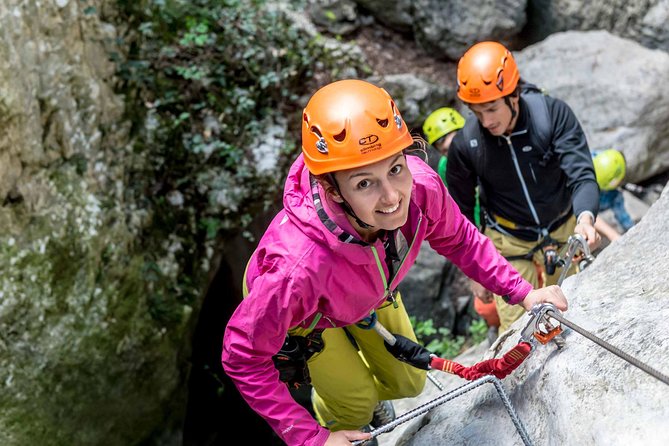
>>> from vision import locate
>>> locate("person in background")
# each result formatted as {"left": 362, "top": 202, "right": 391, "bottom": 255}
{"left": 592, "top": 148, "right": 634, "bottom": 241}
{"left": 447, "top": 41, "right": 600, "bottom": 333}
{"left": 423, "top": 107, "right": 499, "bottom": 341}
{"left": 422, "top": 107, "right": 465, "bottom": 184}
{"left": 222, "top": 79, "right": 569, "bottom": 446}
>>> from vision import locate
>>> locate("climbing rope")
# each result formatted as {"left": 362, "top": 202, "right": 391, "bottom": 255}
{"left": 351, "top": 375, "right": 533, "bottom": 446}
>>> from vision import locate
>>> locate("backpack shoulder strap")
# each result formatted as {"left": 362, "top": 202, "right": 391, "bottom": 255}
{"left": 459, "top": 115, "right": 485, "bottom": 176}
{"left": 520, "top": 83, "right": 553, "bottom": 166}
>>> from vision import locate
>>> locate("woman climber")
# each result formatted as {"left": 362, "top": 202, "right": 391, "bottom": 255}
{"left": 222, "top": 79, "right": 568, "bottom": 446}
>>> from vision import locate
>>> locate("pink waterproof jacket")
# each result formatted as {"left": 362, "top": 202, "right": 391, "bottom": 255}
{"left": 222, "top": 154, "right": 532, "bottom": 445}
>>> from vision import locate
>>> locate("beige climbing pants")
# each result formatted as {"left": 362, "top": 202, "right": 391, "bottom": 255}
{"left": 485, "top": 215, "right": 577, "bottom": 333}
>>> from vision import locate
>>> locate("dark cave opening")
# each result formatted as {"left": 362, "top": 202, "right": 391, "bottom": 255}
{"left": 182, "top": 208, "right": 283, "bottom": 445}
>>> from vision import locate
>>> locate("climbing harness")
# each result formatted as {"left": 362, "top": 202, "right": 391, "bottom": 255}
{"left": 272, "top": 331, "right": 324, "bottom": 389}
{"left": 489, "top": 212, "right": 574, "bottom": 279}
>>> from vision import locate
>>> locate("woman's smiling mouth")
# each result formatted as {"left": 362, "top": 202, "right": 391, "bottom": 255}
{"left": 377, "top": 200, "right": 401, "bottom": 214}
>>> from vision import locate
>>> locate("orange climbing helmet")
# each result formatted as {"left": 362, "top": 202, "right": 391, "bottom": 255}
{"left": 301, "top": 79, "right": 414, "bottom": 175}
{"left": 456, "top": 41, "right": 520, "bottom": 104}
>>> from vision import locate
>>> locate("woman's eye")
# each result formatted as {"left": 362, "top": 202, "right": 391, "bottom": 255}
{"left": 357, "top": 179, "right": 371, "bottom": 189}
{"left": 390, "top": 164, "right": 403, "bottom": 175}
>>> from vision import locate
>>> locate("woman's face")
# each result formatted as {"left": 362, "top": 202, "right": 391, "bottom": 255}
{"left": 332, "top": 152, "right": 413, "bottom": 241}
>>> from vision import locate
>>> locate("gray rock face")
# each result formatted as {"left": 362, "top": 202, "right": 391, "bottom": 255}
{"left": 413, "top": 0, "right": 527, "bottom": 60}
{"left": 0, "top": 0, "right": 125, "bottom": 203}
{"left": 0, "top": 2, "right": 183, "bottom": 445}
{"left": 367, "top": 74, "right": 456, "bottom": 128}
{"left": 380, "top": 186, "right": 669, "bottom": 445}
{"left": 308, "top": 0, "right": 362, "bottom": 35}
{"left": 0, "top": 1, "right": 371, "bottom": 444}
{"left": 354, "top": 0, "right": 527, "bottom": 60}
{"left": 354, "top": 0, "right": 414, "bottom": 32}
{"left": 516, "top": 30, "right": 669, "bottom": 183}
{"left": 527, "top": 0, "right": 669, "bottom": 52}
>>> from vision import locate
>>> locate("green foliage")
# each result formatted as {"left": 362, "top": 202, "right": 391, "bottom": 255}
{"left": 114, "top": 0, "right": 365, "bottom": 229}
{"left": 410, "top": 315, "right": 491, "bottom": 359}
{"left": 410, "top": 316, "right": 465, "bottom": 359}
{"left": 468, "top": 317, "right": 488, "bottom": 345}
{"left": 112, "top": 0, "right": 364, "bottom": 309}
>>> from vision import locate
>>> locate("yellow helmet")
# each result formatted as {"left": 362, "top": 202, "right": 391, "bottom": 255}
{"left": 593, "top": 149, "right": 626, "bottom": 191}
{"left": 422, "top": 108, "right": 465, "bottom": 145}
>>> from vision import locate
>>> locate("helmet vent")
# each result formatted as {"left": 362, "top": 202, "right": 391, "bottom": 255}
{"left": 377, "top": 118, "right": 389, "bottom": 128}
{"left": 333, "top": 129, "right": 346, "bottom": 142}
{"left": 496, "top": 69, "right": 504, "bottom": 91}
{"left": 310, "top": 126, "right": 322, "bottom": 138}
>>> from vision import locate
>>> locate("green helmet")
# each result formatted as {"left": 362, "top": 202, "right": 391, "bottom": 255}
{"left": 422, "top": 107, "right": 465, "bottom": 145}
{"left": 593, "top": 149, "right": 626, "bottom": 191}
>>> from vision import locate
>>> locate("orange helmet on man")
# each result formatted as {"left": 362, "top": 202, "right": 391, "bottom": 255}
{"left": 457, "top": 41, "right": 520, "bottom": 104}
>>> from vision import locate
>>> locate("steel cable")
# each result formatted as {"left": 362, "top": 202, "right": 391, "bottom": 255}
{"left": 352, "top": 375, "right": 533, "bottom": 446}
{"left": 547, "top": 309, "right": 669, "bottom": 386}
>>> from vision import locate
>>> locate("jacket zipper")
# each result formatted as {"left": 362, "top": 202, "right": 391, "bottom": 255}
{"left": 503, "top": 134, "right": 541, "bottom": 227}
{"left": 529, "top": 163, "right": 537, "bottom": 184}
{"left": 370, "top": 215, "right": 423, "bottom": 308}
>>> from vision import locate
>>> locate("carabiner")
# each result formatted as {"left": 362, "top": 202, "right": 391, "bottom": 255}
{"left": 520, "top": 303, "right": 563, "bottom": 345}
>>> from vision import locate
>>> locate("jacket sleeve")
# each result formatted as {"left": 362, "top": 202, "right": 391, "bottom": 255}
{"left": 416, "top": 168, "right": 533, "bottom": 304}
{"left": 548, "top": 97, "right": 600, "bottom": 218}
{"left": 222, "top": 265, "right": 330, "bottom": 446}
{"left": 445, "top": 131, "right": 479, "bottom": 225}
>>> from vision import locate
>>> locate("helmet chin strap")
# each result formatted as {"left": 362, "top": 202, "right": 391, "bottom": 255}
{"left": 504, "top": 95, "right": 518, "bottom": 120}
{"left": 327, "top": 173, "right": 374, "bottom": 230}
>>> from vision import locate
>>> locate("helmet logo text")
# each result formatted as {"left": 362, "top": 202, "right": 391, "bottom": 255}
{"left": 359, "top": 134, "right": 379, "bottom": 146}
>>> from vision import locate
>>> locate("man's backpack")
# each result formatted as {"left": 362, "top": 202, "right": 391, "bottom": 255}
{"left": 460, "top": 81, "right": 554, "bottom": 177}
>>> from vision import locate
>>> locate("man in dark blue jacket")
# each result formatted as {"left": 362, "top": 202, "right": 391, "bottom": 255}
{"left": 447, "top": 41, "right": 601, "bottom": 332}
